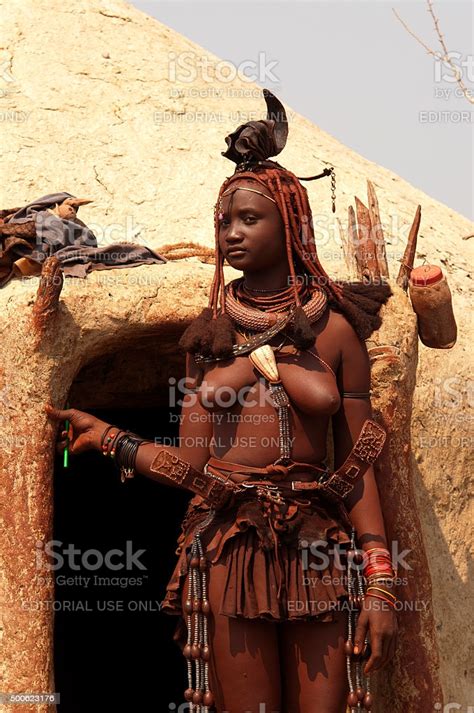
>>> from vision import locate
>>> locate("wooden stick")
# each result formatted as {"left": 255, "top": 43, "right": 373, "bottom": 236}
{"left": 396, "top": 205, "right": 422, "bottom": 290}
{"left": 347, "top": 205, "right": 361, "bottom": 279}
{"left": 337, "top": 217, "right": 356, "bottom": 280}
{"left": 367, "top": 180, "right": 389, "bottom": 278}
{"left": 355, "top": 197, "right": 380, "bottom": 281}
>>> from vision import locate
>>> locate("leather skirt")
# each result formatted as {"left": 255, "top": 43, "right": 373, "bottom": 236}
{"left": 161, "top": 458, "right": 354, "bottom": 648}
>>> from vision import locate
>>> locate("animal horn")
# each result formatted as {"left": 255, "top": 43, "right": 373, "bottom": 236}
{"left": 263, "top": 88, "right": 288, "bottom": 155}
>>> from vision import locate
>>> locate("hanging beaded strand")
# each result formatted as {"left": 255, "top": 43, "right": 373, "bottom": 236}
{"left": 183, "top": 508, "right": 216, "bottom": 713}
{"left": 268, "top": 381, "right": 292, "bottom": 463}
{"left": 345, "top": 528, "right": 372, "bottom": 712}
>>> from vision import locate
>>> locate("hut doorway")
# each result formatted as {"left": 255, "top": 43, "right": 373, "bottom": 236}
{"left": 52, "top": 347, "right": 190, "bottom": 711}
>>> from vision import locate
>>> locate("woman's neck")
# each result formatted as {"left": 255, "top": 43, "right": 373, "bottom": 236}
{"left": 242, "top": 268, "right": 291, "bottom": 292}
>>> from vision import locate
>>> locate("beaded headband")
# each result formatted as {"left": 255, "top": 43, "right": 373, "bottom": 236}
{"left": 222, "top": 186, "right": 276, "bottom": 204}
{"left": 217, "top": 185, "right": 277, "bottom": 222}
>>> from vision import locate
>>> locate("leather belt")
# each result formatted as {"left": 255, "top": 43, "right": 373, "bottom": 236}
{"left": 149, "top": 418, "right": 386, "bottom": 510}
{"left": 322, "top": 419, "right": 386, "bottom": 499}
{"left": 205, "top": 456, "right": 328, "bottom": 484}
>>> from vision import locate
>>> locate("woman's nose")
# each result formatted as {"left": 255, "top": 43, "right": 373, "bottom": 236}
{"left": 227, "top": 222, "right": 244, "bottom": 242}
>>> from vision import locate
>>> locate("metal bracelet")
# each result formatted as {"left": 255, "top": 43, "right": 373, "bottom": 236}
{"left": 114, "top": 433, "right": 148, "bottom": 483}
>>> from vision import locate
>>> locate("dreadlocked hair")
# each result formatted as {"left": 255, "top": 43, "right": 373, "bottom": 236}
{"left": 179, "top": 164, "right": 391, "bottom": 358}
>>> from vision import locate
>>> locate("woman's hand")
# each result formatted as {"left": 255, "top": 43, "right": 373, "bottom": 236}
{"left": 353, "top": 597, "right": 398, "bottom": 674}
{"left": 44, "top": 403, "right": 113, "bottom": 456}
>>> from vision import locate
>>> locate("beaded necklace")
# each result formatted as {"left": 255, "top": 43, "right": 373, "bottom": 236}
{"left": 225, "top": 277, "right": 328, "bottom": 332}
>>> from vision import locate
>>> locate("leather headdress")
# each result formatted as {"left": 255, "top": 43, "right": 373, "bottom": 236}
{"left": 221, "top": 88, "right": 288, "bottom": 168}
{"left": 221, "top": 88, "right": 334, "bottom": 186}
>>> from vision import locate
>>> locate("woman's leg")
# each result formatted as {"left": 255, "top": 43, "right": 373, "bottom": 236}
{"left": 278, "top": 611, "right": 349, "bottom": 713}
{"left": 182, "top": 559, "right": 282, "bottom": 713}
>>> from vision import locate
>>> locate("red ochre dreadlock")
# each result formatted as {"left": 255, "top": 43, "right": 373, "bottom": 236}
{"left": 179, "top": 164, "right": 392, "bottom": 359}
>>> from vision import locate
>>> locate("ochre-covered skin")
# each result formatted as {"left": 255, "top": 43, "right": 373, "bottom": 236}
{"left": 47, "top": 181, "right": 401, "bottom": 711}
{"left": 154, "top": 182, "right": 397, "bottom": 710}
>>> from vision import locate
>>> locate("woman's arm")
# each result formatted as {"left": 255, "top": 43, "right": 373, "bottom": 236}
{"left": 332, "top": 315, "right": 398, "bottom": 673}
{"left": 134, "top": 352, "right": 213, "bottom": 487}
{"left": 332, "top": 317, "right": 387, "bottom": 550}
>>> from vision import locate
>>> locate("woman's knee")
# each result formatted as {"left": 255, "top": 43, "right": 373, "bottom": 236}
{"left": 209, "top": 612, "right": 282, "bottom": 711}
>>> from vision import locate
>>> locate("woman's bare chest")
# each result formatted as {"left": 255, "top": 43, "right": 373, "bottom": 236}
{"left": 196, "top": 342, "right": 341, "bottom": 417}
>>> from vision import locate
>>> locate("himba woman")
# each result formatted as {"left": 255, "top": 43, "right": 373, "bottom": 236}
{"left": 46, "top": 90, "right": 399, "bottom": 713}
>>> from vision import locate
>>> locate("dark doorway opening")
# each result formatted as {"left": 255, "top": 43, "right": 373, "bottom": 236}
{"left": 53, "top": 405, "right": 189, "bottom": 712}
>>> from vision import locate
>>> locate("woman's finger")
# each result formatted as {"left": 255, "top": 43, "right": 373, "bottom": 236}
{"left": 364, "top": 634, "right": 383, "bottom": 674}
{"left": 44, "top": 404, "right": 74, "bottom": 422}
{"left": 353, "top": 610, "right": 369, "bottom": 656}
{"left": 56, "top": 438, "right": 77, "bottom": 456}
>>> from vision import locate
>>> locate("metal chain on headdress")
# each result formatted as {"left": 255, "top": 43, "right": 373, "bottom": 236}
{"left": 345, "top": 527, "right": 372, "bottom": 712}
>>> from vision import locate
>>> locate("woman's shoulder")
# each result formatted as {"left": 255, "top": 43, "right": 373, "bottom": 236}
{"left": 311, "top": 308, "right": 368, "bottom": 369}
{"left": 314, "top": 307, "right": 360, "bottom": 342}
{"left": 328, "top": 308, "right": 360, "bottom": 336}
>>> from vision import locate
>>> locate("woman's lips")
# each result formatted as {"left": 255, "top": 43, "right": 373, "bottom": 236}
{"left": 227, "top": 248, "right": 247, "bottom": 258}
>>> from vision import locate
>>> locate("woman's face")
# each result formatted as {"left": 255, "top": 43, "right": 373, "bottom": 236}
{"left": 217, "top": 179, "right": 288, "bottom": 274}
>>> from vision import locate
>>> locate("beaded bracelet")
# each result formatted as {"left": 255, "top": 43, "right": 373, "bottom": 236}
{"left": 101, "top": 426, "right": 126, "bottom": 458}
{"left": 365, "top": 575, "right": 396, "bottom": 586}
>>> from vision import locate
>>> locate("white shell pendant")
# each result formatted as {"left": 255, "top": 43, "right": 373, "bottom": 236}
{"left": 248, "top": 344, "right": 280, "bottom": 383}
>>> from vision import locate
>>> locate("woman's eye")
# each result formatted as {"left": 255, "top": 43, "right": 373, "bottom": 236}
{"left": 219, "top": 216, "right": 256, "bottom": 227}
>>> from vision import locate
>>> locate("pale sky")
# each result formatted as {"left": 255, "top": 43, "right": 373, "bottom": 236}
{"left": 130, "top": 0, "right": 473, "bottom": 220}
